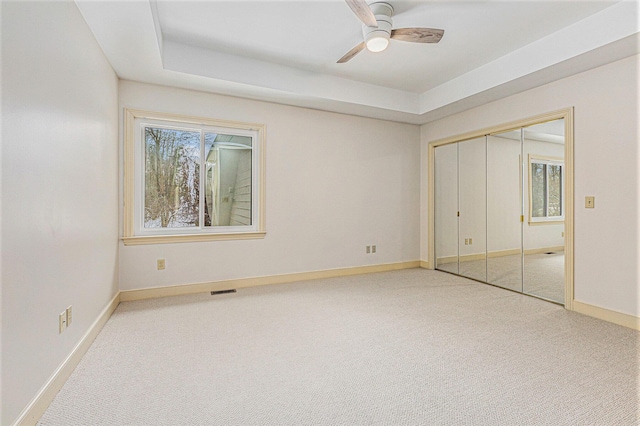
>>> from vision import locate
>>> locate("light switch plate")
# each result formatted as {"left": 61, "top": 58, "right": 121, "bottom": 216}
{"left": 585, "top": 196, "right": 595, "bottom": 209}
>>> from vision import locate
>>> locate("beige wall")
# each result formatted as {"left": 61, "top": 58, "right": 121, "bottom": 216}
{"left": 421, "top": 54, "right": 640, "bottom": 317}
{"left": 118, "top": 81, "right": 421, "bottom": 291}
{"left": 1, "top": 2, "right": 119, "bottom": 424}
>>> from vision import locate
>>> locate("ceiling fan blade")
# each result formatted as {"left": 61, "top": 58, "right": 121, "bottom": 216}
{"left": 391, "top": 28, "right": 445, "bottom": 43}
{"left": 345, "top": 0, "right": 378, "bottom": 27}
{"left": 337, "top": 42, "right": 366, "bottom": 63}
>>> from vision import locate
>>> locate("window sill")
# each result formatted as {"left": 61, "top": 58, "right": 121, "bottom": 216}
{"left": 122, "top": 231, "right": 267, "bottom": 246}
{"left": 527, "top": 220, "right": 564, "bottom": 226}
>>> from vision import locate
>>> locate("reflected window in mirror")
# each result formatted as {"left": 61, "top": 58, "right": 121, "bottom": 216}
{"left": 529, "top": 155, "right": 564, "bottom": 223}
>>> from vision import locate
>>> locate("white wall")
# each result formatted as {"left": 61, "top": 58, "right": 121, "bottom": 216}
{"left": 119, "top": 81, "right": 421, "bottom": 291}
{"left": 1, "top": 2, "right": 119, "bottom": 424}
{"left": 421, "top": 54, "right": 640, "bottom": 317}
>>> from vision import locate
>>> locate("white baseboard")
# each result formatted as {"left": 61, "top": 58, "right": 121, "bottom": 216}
{"left": 572, "top": 300, "right": 640, "bottom": 331}
{"left": 120, "top": 261, "right": 421, "bottom": 302}
{"left": 436, "top": 246, "right": 565, "bottom": 264}
{"left": 14, "top": 293, "right": 120, "bottom": 426}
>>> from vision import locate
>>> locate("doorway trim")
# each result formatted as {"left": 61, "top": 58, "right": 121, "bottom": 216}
{"left": 427, "top": 108, "right": 574, "bottom": 310}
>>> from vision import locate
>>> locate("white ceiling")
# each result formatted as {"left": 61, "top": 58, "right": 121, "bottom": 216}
{"left": 76, "top": 0, "right": 640, "bottom": 124}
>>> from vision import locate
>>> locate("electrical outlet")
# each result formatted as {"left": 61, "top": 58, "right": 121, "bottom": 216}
{"left": 366, "top": 246, "right": 371, "bottom": 254}
{"left": 66, "top": 306, "right": 73, "bottom": 327}
{"left": 469, "top": 238, "right": 472, "bottom": 245}
{"left": 372, "top": 245, "right": 376, "bottom": 253}
{"left": 59, "top": 311, "right": 67, "bottom": 334}
{"left": 464, "top": 238, "right": 468, "bottom": 245}
{"left": 157, "top": 259, "right": 166, "bottom": 270}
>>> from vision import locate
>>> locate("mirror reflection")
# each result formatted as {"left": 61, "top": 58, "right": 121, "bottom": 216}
{"left": 523, "top": 119, "right": 565, "bottom": 303}
{"left": 434, "top": 119, "right": 565, "bottom": 304}
{"left": 458, "top": 138, "right": 486, "bottom": 282}
{"left": 435, "top": 143, "right": 459, "bottom": 274}
{"left": 487, "top": 129, "right": 522, "bottom": 292}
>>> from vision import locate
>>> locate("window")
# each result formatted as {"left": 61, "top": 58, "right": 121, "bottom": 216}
{"left": 528, "top": 155, "right": 563, "bottom": 224}
{"left": 123, "top": 109, "right": 265, "bottom": 245}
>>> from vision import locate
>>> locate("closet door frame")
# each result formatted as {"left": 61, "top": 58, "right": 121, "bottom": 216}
{"left": 427, "top": 108, "right": 574, "bottom": 310}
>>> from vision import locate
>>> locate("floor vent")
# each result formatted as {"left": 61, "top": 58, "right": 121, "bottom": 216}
{"left": 211, "top": 289, "right": 237, "bottom": 296}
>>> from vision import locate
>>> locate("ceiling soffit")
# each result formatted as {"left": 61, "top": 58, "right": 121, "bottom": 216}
{"left": 76, "top": 1, "right": 640, "bottom": 124}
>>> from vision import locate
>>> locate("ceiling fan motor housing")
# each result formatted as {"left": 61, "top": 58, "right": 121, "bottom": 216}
{"left": 362, "top": 2, "right": 393, "bottom": 52}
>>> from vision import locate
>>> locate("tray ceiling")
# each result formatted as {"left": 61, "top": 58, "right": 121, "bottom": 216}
{"left": 76, "top": 0, "right": 639, "bottom": 124}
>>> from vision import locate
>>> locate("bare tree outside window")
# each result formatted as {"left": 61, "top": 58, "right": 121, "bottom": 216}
{"left": 144, "top": 127, "right": 200, "bottom": 228}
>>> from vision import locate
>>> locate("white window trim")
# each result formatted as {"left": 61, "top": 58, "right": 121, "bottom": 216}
{"left": 123, "top": 108, "right": 266, "bottom": 245}
{"left": 528, "top": 154, "right": 564, "bottom": 225}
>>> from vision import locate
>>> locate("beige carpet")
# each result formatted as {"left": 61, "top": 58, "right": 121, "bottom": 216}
{"left": 39, "top": 269, "right": 639, "bottom": 425}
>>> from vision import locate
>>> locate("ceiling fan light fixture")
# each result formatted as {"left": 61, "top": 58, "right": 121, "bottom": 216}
{"left": 366, "top": 35, "right": 389, "bottom": 52}
{"left": 338, "top": 1, "right": 444, "bottom": 64}
{"left": 362, "top": 4, "right": 392, "bottom": 54}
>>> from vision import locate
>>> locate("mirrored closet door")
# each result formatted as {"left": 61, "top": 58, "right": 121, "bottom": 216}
{"left": 434, "top": 119, "right": 566, "bottom": 304}
{"left": 486, "top": 129, "right": 522, "bottom": 293}
{"left": 522, "top": 120, "right": 565, "bottom": 303}
{"left": 434, "top": 143, "right": 459, "bottom": 275}
{"left": 458, "top": 138, "right": 486, "bottom": 282}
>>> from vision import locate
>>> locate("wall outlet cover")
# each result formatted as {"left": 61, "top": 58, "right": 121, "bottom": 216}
{"left": 59, "top": 312, "right": 67, "bottom": 334}
{"left": 66, "top": 306, "right": 73, "bottom": 326}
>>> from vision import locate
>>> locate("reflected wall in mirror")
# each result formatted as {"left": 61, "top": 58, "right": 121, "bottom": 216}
{"left": 435, "top": 143, "right": 459, "bottom": 274}
{"left": 458, "top": 138, "right": 486, "bottom": 282}
{"left": 523, "top": 119, "right": 565, "bottom": 303}
{"left": 487, "top": 129, "right": 522, "bottom": 292}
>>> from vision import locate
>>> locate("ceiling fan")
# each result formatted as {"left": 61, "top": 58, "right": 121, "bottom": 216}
{"left": 338, "top": 0, "right": 444, "bottom": 63}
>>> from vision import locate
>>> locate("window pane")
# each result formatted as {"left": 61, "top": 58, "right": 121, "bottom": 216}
{"left": 144, "top": 127, "right": 200, "bottom": 228}
{"left": 547, "top": 164, "right": 562, "bottom": 217}
{"left": 531, "top": 163, "right": 547, "bottom": 217}
{"left": 204, "top": 134, "right": 216, "bottom": 227}
{"left": 204, "top": 133, "right": 252, "bottom": 227}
